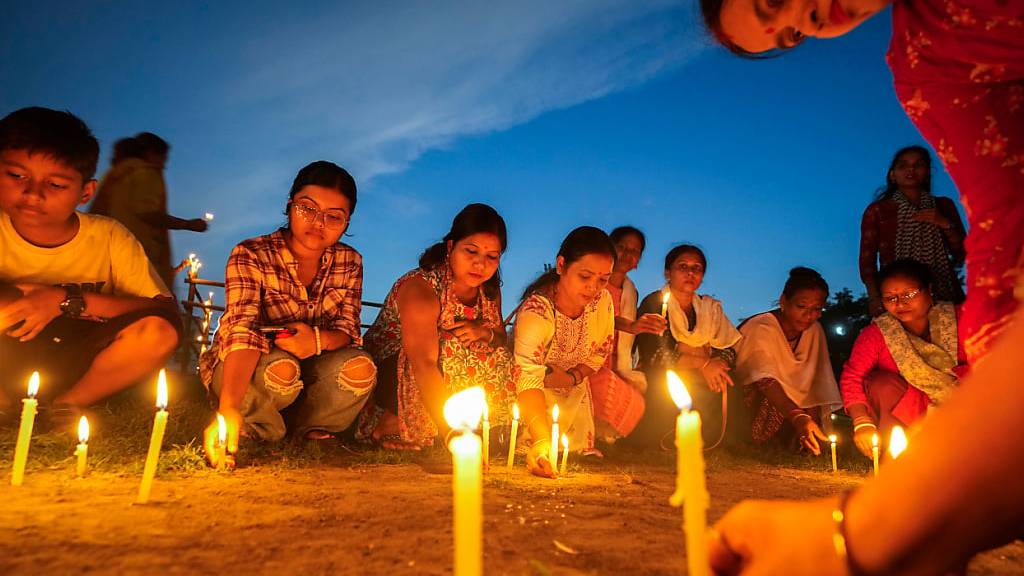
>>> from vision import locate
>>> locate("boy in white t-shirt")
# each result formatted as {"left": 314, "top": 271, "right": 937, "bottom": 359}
{"left": 0, "top": 107, "right": 181, "bottom": 429}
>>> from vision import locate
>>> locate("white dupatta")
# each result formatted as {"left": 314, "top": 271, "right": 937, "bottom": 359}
{"left": 666, "top": 289, "right": 742, "bottom": 350}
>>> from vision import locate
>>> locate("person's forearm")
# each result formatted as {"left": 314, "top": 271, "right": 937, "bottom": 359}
{"left": 845, "top": 312, "right": 1024, "bottom": 575}
{"left": 614, "top": 316, "right": 635, "bottom": 334}
{"left": 138, "top": 211, "right": 194, "bottom": 230}
{"left": 320, "top": 329, "right": 352, "bottom": 352}
{"left": 219, "top": 349, "right": 261, "bottom": 413}
{"left": 518, "top": 388, "right": 551, "bottom": 443}
{"left": 83, "top": 292, "right": 174, "bottom": 319}
{"left": 409, "top": 357, "right": 448, "bottom": 434}
{"left": 760, "top": 380, "right": 801, "bottom": 417}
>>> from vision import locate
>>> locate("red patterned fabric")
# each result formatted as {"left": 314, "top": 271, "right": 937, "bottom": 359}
{"left": 888, "top": 0, "right": 1024, "bottom": 362}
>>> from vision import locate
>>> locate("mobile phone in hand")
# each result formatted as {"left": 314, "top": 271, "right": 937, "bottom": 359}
{"left": 258, "top": 326, "right": 297, "bottom": 338}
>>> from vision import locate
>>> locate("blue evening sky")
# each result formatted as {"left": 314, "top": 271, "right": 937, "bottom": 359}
{"left": 1, "top": 1, "right": 962, "bottom": 323}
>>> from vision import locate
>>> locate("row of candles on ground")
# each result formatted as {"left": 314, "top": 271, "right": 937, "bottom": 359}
{"left": 8, "top": 369, "right": 211, "bottom": 504}
{"left": 827, "top": 423, "right": 908, "bottom": 476}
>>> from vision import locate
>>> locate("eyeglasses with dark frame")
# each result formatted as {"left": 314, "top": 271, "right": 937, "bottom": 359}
{"left": 882, "top": 289, "right": 921, "bottom": 306}
{"left": 290, "top": 201, "right": 349, "bottom": 230}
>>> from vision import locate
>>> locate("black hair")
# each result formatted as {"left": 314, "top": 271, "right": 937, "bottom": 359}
{"left": 876, "top": 145, "right": 932, "bottom": 200}
{"left": 0, "top": 107, "right": 100, "bottom": 180}
{"left": 133, "top": 132, "right": 170, "bottom": 158}
{"left": 782, "top": 266, "right": 829, "bottom": 300}
{"left": 521, "top": 226, "right": 617, "bottom": 300}
{"left": 878, "top": 258, "right": 932, "bottom": 292}
{"left": 664, "top": 244, "right": 708, "bottom": 272}
{"left": 287, "top": 160, "right": 358, "bottom": 214}
{"left": 419, "top": 203, "right": 508, "bottom": 299}
{"left": 609, "top": 226, "right": 646, "bottom": 252}
{"left": 110, "top": 137, "right": 143, "bottom": 165}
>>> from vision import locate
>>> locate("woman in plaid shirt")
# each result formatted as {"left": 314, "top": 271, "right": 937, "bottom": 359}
{"left": 200, "top": 161, "right": 376, "bottom": 466}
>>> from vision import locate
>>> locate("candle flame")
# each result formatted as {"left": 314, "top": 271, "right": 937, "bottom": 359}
{"left": 662, "top": 290, "right": 670, "bottom": 305}
{"left": 888, "top": 426, "right": 908, "bottom": 459}
{"left": 27, "top": 371, "right": 40, "bottom": 398}
{"left": 204, "top": 212, "right": 214, "bottom": 221}
{"left": 666, "top": 370, "right": 692, "bottom": 411}
{"left": 217, "top": 413, "right": 227, "bottom": 445}
{"left": 551, "top": 403, "right": 560, "bottom": 423}
{"left": 156, "top": 369, "right": 169, "bottom": 410}
{"left": 512, "top": 403, "right": 520, "bottom": 420}
{"left": 828, "top": 434, "right": 837, "bottom": 444}
{"left": 442, "top": 386, "right": 486, "bottom": 431}
{"left": 78, "top": 415, "right": 90, "bottom": 444}
{"left": 871, "top": 433, "right": 879, "bottom": 448}
{"left": 561, "top": 433, "right": 568, "bottom": 449}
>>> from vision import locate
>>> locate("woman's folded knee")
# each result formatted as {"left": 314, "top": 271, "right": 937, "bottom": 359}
{"left": 125, "top": 315, "right": 180, "bottom": 355}
{"left": 337, "top": 353, "right": 376, "bottom": 395}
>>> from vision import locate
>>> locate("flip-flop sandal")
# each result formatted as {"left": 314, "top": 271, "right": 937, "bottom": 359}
{"left": 305, "top": 430, "right": 335, "bottom": 441}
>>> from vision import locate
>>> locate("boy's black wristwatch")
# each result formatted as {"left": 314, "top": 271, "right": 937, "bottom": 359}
{"left": 59, "top": 285, "right": 86, "bottom": 318}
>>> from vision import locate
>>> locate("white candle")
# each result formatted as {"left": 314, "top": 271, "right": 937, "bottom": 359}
{"left": 549, "top": 404, "right": 560, "bottom": 471}
{"left": 506, "top": 404, "right": 520, "bottom": 470}
{"left": 481, "top": 402, "right": 490, "bottom": 472}
{"left": 666, "top": 370, "right": 711, "bottom": 576}
{"left": 560, "top": 434, "right": 569, "bottom": 476}
{"left": 11, "top": 371, "right": 40, "bottom": 486}
{"left": 75, "top": 416, "right": 89, "bottom": 478}
{"left": 138, "top": 370, "right": 169, "bottom": 503}
{"left": 829, "top": 434, "right": 838, "bottom": 473}
{"left": 443, "top": 387, "right": 485, "bottom": 576}
{"left": 871, "top": 433, "right": 880, "bottom": 478}
{"left": 661, "top": 289, "right": 670, "bottom": 318}
{"left": 216, "top": 413, "right": 227, "bottom": 469}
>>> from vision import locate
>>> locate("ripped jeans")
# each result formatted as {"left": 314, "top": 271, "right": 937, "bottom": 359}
{"left": 209, "top": 347, "right": 377, "bottom": 441}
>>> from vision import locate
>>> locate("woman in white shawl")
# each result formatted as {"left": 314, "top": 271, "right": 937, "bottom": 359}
{"left": 734, "top": 267, "right": 843, "bottom": 456}
{"left": 631, "top": 245, "right": 742, "bottom": 448}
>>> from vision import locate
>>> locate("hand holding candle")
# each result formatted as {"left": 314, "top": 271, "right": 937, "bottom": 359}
{"left": 137, "top": 370, "right": 170, "bottom": 503}
{"left": 443, "top": 387, "right": 485, "bottom": 576}
{"left": 11, "top": 371, "right": 40, "bottom": 486}
{"left": 666, "top": 370, "right": 711, "bottom": 576}
{"left": 75, "top": 416, "right": 89, "bottom": 478}
{"left": 506, "top": 404, "right": 520, "bottom": 470}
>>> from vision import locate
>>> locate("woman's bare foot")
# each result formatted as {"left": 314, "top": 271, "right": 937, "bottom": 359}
{"left": 372, "top": 411, "right": 421, "bottom": 451}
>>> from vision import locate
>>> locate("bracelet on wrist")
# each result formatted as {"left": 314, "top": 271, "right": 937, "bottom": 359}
{"left": 853, "top": 422, "right": 878, "bottom": 433}
{"left": 787, "top": 408, "right": 811, "bottom": 424}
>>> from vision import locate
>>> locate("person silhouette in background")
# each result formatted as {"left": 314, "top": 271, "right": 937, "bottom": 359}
{"left": 90, "top": 132, "right": 208, "bottom": 292}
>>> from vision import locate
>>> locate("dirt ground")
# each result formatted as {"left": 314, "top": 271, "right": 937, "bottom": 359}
{"left": 2, "top": 450, "right": 1022, "bottom": 576}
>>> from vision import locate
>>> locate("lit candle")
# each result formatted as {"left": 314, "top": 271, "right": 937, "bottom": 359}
{"left": 506, "top": 404, "right": 520, "bottom": 471}
{"left": 187, "top": 253, "right": 202, "bottom": 278}
{"left": 204, "top": 212, "right": 214, "bottom": 221}
{"left": 216, "top": 413, "right": 227, "bottom": 469}
{"left": 75, "top": 416, "right": 89, "bottom": 478}
{"left": 661, "top": 289, "right": 670, "bottom": 318}
{"left": 11, "top": 371, "right": 40, "bottom": 486}
{"left": 666, "top": 370, "right": 711, "bottom": 576}
{"left": 481, "top": 401, "right": 490, "bottom": 472}
{"left": 560, "top": 433, "right": 569, "bottom": 476}
{"left": 871, "top": 433, "right": 880, "bottom": 478}
{"left": 443, "top": 387, "right": 485, "bottom": 576}
{"left": 549, "top": 404, "right": 560, "bottom": 471}
{"left": 829, "top": 434, "right": 838, "bottom": 473}
{"left": 888, "top": 426, "right": 908, "bottom": 460}
{"left": 137, "top": 370, "right": 169, "bottom": 503}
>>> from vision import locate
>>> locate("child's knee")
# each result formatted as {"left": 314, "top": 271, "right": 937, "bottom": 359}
{"left": 338, "top": 355, "right": 376, "bottom": 393}
{"left": 126, "top": 316, "right": 180, "bottom": 356}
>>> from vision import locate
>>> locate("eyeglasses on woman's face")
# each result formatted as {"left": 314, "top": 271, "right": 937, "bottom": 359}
{"left": 291, "top": 200, "right": 349, "bottom": 230}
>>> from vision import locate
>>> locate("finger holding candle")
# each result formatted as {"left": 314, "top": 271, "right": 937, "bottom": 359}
{"left": 506, "top": 403, "right": 520, "bottom": 470}
{"left": 138, "top": 369, "right": 170, "bottom": 503}
{"left": 75, "top": 416, "right": 89, "bottom": 478}
{"left": 443, "top": 387, "right": 484, "bottom": 576}
{"left": 11, "top": 371, "right": 41, "bottom": 486}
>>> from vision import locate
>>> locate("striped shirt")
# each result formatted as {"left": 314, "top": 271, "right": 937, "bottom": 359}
{"left": 199, "top": 228, "right": 363, "bottom": 385}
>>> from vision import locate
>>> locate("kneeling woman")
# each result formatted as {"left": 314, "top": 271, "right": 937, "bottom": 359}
{"left": 360, "top": 204, "right": 516, "bottom": 449}
{"left": 200, "top": 161, "right": 377, "bottom": 462}
{"left": 633, "top": 244, "right": 741, "bottom": 448}
{"left": 842, "top": 258, "right": 964, "bottom": 459}
{"left": 514, "top": 227, "right": 625, "bottom": 476}
{"left": 733, "top": 267, "right": 843, "bottom": 456}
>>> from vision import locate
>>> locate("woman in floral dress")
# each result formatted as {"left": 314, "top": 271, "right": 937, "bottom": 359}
{"left": 360, "top": 203, "right": 516, "bottom": 449}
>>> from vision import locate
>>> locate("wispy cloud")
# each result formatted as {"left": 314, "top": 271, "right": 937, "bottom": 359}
{"left": 221, "top": 0, "right": 700, "bottom": 185}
